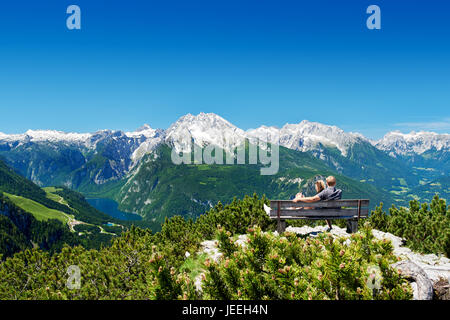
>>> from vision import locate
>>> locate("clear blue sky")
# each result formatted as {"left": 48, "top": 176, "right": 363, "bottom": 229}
{"left": 0, "top": 0, "right": 449, "bottom": 139}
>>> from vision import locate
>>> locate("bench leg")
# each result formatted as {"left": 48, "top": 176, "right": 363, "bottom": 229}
{"left": 277, "top": 219, "right": 286, "bottom": 234}
{"left": 346, "top": 218, "right": 358, "bottom": 233}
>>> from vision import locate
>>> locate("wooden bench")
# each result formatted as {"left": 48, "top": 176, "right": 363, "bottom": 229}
{"left": 264, "top": 199, "right": 370, "bottom": 234}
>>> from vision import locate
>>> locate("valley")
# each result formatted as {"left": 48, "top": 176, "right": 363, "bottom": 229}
{"left": 0, "top": 158, "right": 136, "bottom": 258}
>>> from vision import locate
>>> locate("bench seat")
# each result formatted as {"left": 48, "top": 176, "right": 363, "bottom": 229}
{"left": 264, "top": 199, "right": 370, "bottom": 233}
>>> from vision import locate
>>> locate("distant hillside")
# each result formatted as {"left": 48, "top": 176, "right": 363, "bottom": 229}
{"left": 407, "top": 176, "right": 450, "bottom": 203}
{"left": 0, "top": 159, "right": 131, "bottom": 258}
{"left": 0, "top": 214, "right": 30, "bottom": 258}
{"left": 0, "top": 193, "right": 80, "bottom": 258}
{"left": 0, "top": 157, "right": 56, "bottom": 207}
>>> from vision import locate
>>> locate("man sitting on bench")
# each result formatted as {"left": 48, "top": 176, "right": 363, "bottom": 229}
{"left": 292, "top": 176, "right": 342, "bottom": 231}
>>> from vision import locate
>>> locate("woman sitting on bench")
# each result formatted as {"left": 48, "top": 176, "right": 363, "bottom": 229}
{"left": 294, "top": 180, "right": 326, "bottom": 208}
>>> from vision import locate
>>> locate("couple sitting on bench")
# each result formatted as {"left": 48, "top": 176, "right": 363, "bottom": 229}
{"left": 292, "top": 175, "right": 342, "bottom": 231}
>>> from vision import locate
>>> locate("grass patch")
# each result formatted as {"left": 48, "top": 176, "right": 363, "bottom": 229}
{"left": 407, "top": 194, "right": 420, "bottom": 200}
{"left": 430, "top": 182, "right": 441, "bottom": 187}
{"left": 3, "top": 192, "right": 70, "bottom": 224}
{"left": 413, "top": 167, "right": 435, "bottom": 171}
{"left": 179, "top": 253, "right": 208, "bottom": 280}
{"left": 43, "top": 187, "right": 71, "bottom": 207}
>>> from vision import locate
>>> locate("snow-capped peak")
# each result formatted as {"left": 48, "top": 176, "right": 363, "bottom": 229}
{"left": 247, "top": 120, "right": 365, "bottom": 156}
{"left": 165, "top": 112, "right": 246, "bottom": 152}
{"left": 0, "top": 129, "right": 92, "bottom": 144}
{"left": 125, "top": 124, "right": 160, "bottom": 138}
{"left": 26, "top": 129, "right": 93, "bottom": 142}
{"left": 375, "top": 130, "right": 450, "bottom": 155}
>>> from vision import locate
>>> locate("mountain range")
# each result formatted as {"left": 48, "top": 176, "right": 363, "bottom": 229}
{"left": 0, "top": 113, "right": 448, "bottom": 225}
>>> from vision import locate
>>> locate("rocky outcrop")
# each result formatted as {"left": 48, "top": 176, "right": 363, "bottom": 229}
{"left": 370, "top": 229, "right": 450, "bottom": 288}
{"left": 198, "top": 225, "right": 450, "bottom": 299}
{"left": 391, "top": 260, "right": 434, "bottom": 300}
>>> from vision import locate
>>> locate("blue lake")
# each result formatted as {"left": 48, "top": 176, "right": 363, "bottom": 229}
{"left": 87, "top": 198, "right": 142, "bottom": 221}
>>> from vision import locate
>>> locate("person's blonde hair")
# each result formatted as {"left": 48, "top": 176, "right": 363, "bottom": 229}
{"left": 315, "top": 180, "right": 326, "bottom": 193}
{"left": 326, "top": 176, "right": 336, "bottom": 187}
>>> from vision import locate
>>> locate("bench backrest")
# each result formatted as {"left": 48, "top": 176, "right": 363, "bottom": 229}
{"left": 268, "top": 199, "right": 370, "bottom": 219}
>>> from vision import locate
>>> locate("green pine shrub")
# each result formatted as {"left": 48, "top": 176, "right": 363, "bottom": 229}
{"left": 195, "top": 193, "right": 275, "bottom": 239}
{"left": 369, "top": 195, "right": 449, "bottom": 257}
{"left": 202, "top": 225, "right": 412, "bottom": 300}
